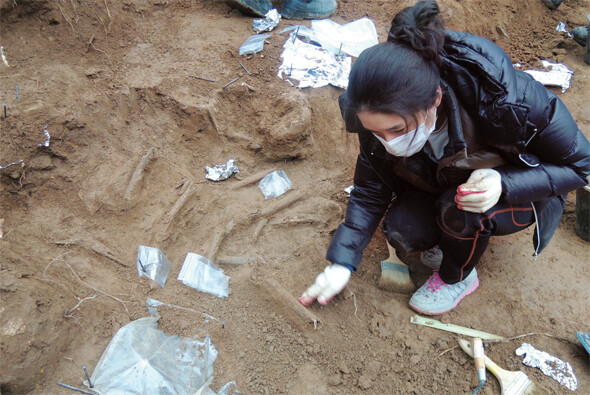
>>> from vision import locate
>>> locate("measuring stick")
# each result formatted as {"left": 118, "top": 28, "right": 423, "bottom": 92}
{"left": 410, "top": 315, "right": 506, "bottom": 341}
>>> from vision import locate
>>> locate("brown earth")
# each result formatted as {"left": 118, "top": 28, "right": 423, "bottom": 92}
{"left": 1, "top": 0, "right": 589, "bottom": 394}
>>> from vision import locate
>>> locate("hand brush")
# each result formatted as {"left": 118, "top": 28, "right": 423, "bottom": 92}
{"left": 458, "top": 339, "right": 535, "bottom": 395}
{"left": 377, "top": 242, "right": 416, "bottom": 294}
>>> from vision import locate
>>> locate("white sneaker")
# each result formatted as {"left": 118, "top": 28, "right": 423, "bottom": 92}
{"left": 420, "top": 246, "right": 443, "bottom": 270}
{"left": 409, "top": 269, "right": 479, "bottom": 315}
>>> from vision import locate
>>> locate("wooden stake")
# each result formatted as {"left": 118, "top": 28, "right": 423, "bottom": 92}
{"left": 256, "top": 192, "right": 302, "bottom": 219}
{"left": 164, "top": 181, "right": 195, "bottom": 224}
{"left": 252, "top": 219, "right": 267, "bottom": 243}
{"left": 229, "top": 168, "right": 276, "bottom": 190}
{"left": 208, "top": 220, "right": 236, "bottom": 262}
{"left": 266, "top": 278, "right": 318, "bottom": 329}
{"left": 55, "top": 238, "right": 128, "bottom": 268}
{"left": 217, "top": 256, "right": 257, "bottom": 265}
{"left": 124, "top": 148, "right": 155, "bottom": 201}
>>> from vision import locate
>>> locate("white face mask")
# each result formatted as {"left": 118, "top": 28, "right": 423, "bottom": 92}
{"left": 374, "top": 110, "right": 437, "bottom": 157}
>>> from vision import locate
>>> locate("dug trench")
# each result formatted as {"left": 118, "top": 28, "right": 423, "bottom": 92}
{"left": 1, "top": 0, "right": 589, "bottom": 394}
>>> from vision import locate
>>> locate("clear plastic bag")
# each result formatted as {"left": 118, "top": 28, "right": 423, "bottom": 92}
{"left": 310, "top": 18, "right": 378, "bottom": 57}
{"left": 137, "top": 246, "right": 172, "bottom": 288}
{"left": 258, "top": 170, "right": 293, "bottom": 199}
{"left": 239, "top": 34, "right": 271, "bottom": 55}
{"left": 89, "top": 317, "right": 238, "bottom": 395}
{"left": 177, "top": 253, "right": 229, "bottom": 298}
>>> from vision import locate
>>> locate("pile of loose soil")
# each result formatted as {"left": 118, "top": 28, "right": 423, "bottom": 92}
{"left": 1, "top": 0, "right": 588, "bottom": 393}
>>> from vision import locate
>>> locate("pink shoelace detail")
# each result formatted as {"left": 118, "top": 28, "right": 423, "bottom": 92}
{"left": 425, "top": 271, "right": 447, "bottom": 293}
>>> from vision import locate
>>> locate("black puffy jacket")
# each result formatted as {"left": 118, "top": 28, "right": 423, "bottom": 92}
{"left": 326, "top": 31, "right": 590, "bottom": 270}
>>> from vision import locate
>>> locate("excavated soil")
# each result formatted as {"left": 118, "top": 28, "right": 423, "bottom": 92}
{"left": 1, "top": 0, "right": 589, "bottom": 394}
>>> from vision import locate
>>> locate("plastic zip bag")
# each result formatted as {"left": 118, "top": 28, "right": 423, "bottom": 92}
{"left": 258, "top": 170, "right": 293, "bottom": 199}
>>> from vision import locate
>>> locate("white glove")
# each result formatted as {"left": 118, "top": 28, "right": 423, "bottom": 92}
{"left": 298, "top": 264, "right": 351, "bottom": 306}
{"left": 455, "top": 169, "right": 502, "bottom": 213}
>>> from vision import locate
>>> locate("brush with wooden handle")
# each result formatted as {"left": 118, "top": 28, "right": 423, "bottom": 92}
{"left": 471, "top": 338, "right": 487, "bottom": 394}
{"left": 378, "top": 242, "right": 416, "bottom": 294}
{"left": 458, "top": 339, "right": 534, "bottom": 395}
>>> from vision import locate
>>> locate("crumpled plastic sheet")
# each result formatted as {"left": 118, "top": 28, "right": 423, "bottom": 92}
{"left": 38, "top": 125, "right": 51, "bottom": 147}
{"left": 206, "top": 159, "right": 239, "bottom": 181}
{"left": 137, "top": 246, "right": 172, "bottom": 288}
{"left": 0, "top": 159, "right": 24, "bottom": 170}
{"left": 309, "top": 18, "right": 378, "bottom": 57}
{"left": 516, "top": 342, "right": 577, "bottom": 391}
{"left": 279, "top": 18, "right": 378, "bottom": 57}
{"left": 258, "top": 170, "right": 293, "bottom": 199}
{"left": 178, "top": 253, "right": 229, "bottom": 298}
{"left": 524, "top": 60, "right": 573, "bottom": 92}
{"left": 1, "top": 125, "right": 52, "bottom": 169}
{"left": 556, "top": 21, "right": 573, "bottom": 38}
{"left": 89, "top": 317, "right": 239, "bottom": 395}
{"left": 253, "top": 9, "right": 281, "bottom": 33}
{"left": 239, "top": 33, "right": 271, "bottom": 55}
{"left": 278, "top": 34, "right": 351, "bottom": 89}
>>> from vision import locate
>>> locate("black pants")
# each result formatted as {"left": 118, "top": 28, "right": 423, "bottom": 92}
{"left": 382, "top": 188, "right": 535, "bottom": 284}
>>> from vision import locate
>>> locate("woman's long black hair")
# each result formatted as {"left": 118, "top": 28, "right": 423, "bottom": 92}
{"left": 346, "top": 0, "right": 445, "bottom": 127}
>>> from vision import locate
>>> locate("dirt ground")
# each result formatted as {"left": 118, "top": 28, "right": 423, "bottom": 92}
{"left": 1, "top": 0, "right": 589, "bottom": 394}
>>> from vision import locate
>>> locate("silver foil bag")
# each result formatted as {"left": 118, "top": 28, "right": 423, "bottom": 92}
{"left": 516, "top": 342, "right": 577, "bottom": 391}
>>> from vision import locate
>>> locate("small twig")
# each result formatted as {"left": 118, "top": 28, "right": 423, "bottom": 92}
{"left": 86, "top": 35, "right": 96, "bottom": 52}
{"left": 91, "top": 243, "right": 127, "bottom": 268}
{"left": 147, "top": 299, "right": 218, "bottom": 321}
{"left": 89, "top": 42, "right": 112, "bottom": 65}
{"left": 56, "top": 2, "right": 77, "bottom": 34}
{"left": 148, "top": 18, "right": 172, "bottom": 37}
{"left": 66, "top": 263, "right": 129, "bottom": 312}
{"left": 438, "top": 345, "right": 459, "bottom": 357}
{"left": 223, "top": 76, "right": 240, "bottom": 89}
{"left": 66, "top": 294, "right": 98, "bottom": 315}
{"left": 55, "top": 238, "right": 127, "bottom": 268}
{"left": 57, "top": 382, "right": 97, "bottom": 395}
{"left": 188, "top": 74, "right": 216, "bottom": 82}
{"left": 103, "top": 0, "right": 111, "bottom": 20}
{"left": 238, "top": 61, "right": 251, "bottom": 76}
{"left": 44, "top": 251, "right": 70, "bottom": 276}
{"left": 98, "top": 17, "right": 108, "bottom": 39}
